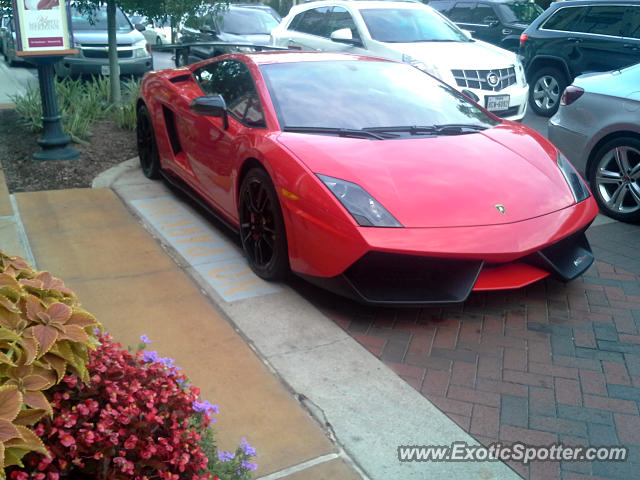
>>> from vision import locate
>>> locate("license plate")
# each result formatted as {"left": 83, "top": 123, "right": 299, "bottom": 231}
{"left": 101, "top": 65, "right": 110, "bottom": 76}
{"left": 486, "top": 94, "right": 510, "bottom": 111}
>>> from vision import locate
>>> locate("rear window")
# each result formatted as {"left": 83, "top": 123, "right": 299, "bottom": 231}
{"left": 541, "top": 6, "right": 584, "bottom": 32}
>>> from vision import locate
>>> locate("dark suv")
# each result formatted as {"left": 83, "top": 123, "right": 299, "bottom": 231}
{"left": 520, "top": 0, "right": 640, "bottom": 116}
{"left": 429, "top": 0, "right": 543, "bottom": 51}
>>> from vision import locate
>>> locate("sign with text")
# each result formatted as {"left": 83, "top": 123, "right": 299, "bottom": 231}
{"left": 11, "top": 0, "right": 75, "bottom": 55}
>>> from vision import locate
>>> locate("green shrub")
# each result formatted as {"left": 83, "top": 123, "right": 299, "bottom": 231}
{"left": 112, "top": 77, "right": 141, "bottom": 131}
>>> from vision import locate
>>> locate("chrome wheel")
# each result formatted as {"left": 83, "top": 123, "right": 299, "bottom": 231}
{"left": 533, "top": 75, "right": 560, "bottom": 111}
{"left": 239, "top": 168, "right": 289, "bottom": 280}
{"left": 595, "top": 146, "right": 640, "bottom": 215}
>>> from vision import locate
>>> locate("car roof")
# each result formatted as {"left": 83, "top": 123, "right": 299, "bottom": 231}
{"left": 293, "top": 0, "right": 429, "bottom": 9}
{"left": 240, "top": 50, "right": 395, "bottom": 66}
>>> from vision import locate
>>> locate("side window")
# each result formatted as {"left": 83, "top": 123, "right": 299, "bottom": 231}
{"left": 469, "top": 4, "right": 496, "bottom": 25}
{"left": 194, "top": 60, "right": 266, "bottom": 128}
{"left": 328, "top": 7, "right": 361, "bottom": 40}
{"left": 288, "top": 11, "right": 306, "bottom": 32}
{"left": 295, "top": 6, "right": 332, "bottom": 37}
{"left": 622, "top": 6, "right": 640, "bottom": 39}
{"left": 542, "top": 6, "right": 585, "bottom": 32}
{"left": 448, "top": 3, "right": 476, "bottom": 23}
{"left": 578, "top": 6, "right": 626, "bottom": 36}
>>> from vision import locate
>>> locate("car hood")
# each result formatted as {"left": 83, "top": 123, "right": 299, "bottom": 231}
{"left": 387, "top": 40, "right": 517, "bottom": 69}
{"left": 72, "top": 29, "right": 144, "bottom": 44}
{"left": 277, "top": 124, "right": 575, "bottom": 228}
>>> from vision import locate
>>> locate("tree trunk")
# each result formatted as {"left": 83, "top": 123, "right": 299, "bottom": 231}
{"left": 107, "top": 0, "right": 121, "bottom": 104}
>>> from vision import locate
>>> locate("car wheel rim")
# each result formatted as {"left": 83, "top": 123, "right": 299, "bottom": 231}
{"left": 595, "top": 145, "right": 640, "bottom": 215}
{"left": 240, "top": 179, "right": 276, "bottom": 269}
{"left": 533, "top": 75, "right": 560, "bottom": 111}
{"left": 137, "top": 112, "right": 155, "bottom": 174}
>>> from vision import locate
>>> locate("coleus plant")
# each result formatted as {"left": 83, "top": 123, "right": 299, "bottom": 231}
{"left": 0, "top": 250, "right": 101, "bottom": 477}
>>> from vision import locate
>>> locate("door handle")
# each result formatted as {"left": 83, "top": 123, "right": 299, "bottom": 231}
{"left": 623, "top": 43, "right": 638, "bottom": 50}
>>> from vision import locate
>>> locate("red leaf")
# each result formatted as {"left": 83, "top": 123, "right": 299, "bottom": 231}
{"left": 30, "top": 325, "right": 58, "bottom": 357}
{"left": 46, "top": 303, "right": 72, "bottom": 325}
{"left": 0, "top": 419, "right": 21, "bottom": 442}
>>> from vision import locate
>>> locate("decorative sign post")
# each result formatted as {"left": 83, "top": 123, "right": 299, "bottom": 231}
{"left": 11, "top": 0, "right": 79, "bottom": 160}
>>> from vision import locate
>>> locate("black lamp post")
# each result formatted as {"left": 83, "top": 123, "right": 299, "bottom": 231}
{"left": 30, "top": 57, "right": 79, "bottom": 161}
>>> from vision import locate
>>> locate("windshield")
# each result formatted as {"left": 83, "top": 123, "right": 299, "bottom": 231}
{"left": 360, "top": 8, "right": 469, "bottom": 43}
{"left": 216, "top": 9, "right": 279, "bottom": 35}
{"left": 71, "top": 7, "right": 132, "bottom": 31}
{"left": 496, "top": 3, "right": 543, "bottom": 23}
{"left": 260, "top": 61, "right": 498, "bottom": 131}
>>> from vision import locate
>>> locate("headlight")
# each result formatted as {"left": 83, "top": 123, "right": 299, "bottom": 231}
{"left": 557, "top": 152, "right": 590, "bottom": 203}
{"left": 133, "top": 39, "right": 149, "bottom": 57}
{"left": 402, "top": 54, "right": 441, "bottom": 79}
{"left": 318, "top": 175, "right": 402, "bottom": 227}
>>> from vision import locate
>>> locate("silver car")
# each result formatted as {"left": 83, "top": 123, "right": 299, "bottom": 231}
{"left": 548, "top": 64, "right": 640, "bottom": 223}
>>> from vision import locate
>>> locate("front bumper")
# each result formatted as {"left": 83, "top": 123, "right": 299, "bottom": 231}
{"left": 55, "top": 55, "right": 153, "bottom": 76}
{"left": 473, "top": 82, "right": 529, "bottom": 121}
{"left": 286, "top": 196, "right": 598, "bottom": 305}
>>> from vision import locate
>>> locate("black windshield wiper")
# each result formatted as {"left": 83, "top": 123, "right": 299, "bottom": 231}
{"left": 366, "top": 124, "right": 487, "bottom": 136}
{"left": 283, "top": 126, "right": 394, "bottom": 140}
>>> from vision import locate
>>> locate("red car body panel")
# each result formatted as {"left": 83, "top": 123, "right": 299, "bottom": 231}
{"left": 138, "top": 52, "right": 599, "bottom": 303}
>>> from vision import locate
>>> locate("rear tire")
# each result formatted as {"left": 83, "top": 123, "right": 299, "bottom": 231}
{"left": 238, "top": 168, "right": 289, "bottom": 281}
{"left": 528, "top": 67, "right": 567, "bottom": 117}
{"left": 588, "top": 136, "right": 640, "bottom": 223}
{"left": 136, "top": 104, "right": 161, "bottom": 179}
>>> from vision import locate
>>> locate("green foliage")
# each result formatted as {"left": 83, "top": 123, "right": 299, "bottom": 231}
{"left": 0, "top": 250, "right": 101, "bottom": 477}
{"left": 112, "top": 77, "right": 141, "bottom": 131}
{"left": 10, "top": 76, "right": 113, "bottom": 143}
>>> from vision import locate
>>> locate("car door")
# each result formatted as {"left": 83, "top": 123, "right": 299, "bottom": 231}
{"left": 446, "top": 2, "right": 476, "bottom": 35}
{"left": 573, "top": 4, "right": 633, "bottom": 74}
{"left": 184, "top": 59, "right": 267, "bottom": 218}
{"left": 467, "top": 3, "right": 502, "bottom": 45}
{"left": 285, "top": 6, "right": 333, "bottom": 51}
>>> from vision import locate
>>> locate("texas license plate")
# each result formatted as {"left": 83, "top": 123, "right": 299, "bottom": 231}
{"left": 101, "top": 65, "right": 110, "bottom": 76}
{"left": 486, "top": 94, "right": 510, "bottom": 111}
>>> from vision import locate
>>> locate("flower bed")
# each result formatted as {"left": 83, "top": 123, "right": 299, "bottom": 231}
{"left": 0, "top": 250, "right": 257, "bottom": 480}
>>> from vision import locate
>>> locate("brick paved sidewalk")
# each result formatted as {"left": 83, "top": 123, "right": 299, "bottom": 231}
{"left": 302, "top": 222, "right": 640, "bottom": 480}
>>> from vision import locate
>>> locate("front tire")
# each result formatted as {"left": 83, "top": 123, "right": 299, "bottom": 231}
{"left": 136, "top": 104, "right": 161, "bottom": 179}
{"left": 529, "top": 67, "right": 567, "bottom": 117}
{"left": 238, "top": 168, "right": 289, "bottom": 280}
{"left": 589, "top": 137, "right": 640, "bottom": 223}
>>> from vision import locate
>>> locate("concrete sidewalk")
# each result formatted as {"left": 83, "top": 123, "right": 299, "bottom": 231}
{"left": 0, "top": 61, "right": 37, "bottom": 107}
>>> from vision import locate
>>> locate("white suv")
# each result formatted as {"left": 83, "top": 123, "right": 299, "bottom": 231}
{"left": 271, "top": 0, "right": 528, "bottom": 120}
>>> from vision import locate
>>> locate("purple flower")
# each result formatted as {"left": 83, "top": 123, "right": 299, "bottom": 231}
{"left": 218, "top": 451, "right": 235, "bottom": 462}
{"left": 241, "top": 459, "right": 258, "bottom": 471}
{"left": 140, "top": 334, "right": 152, "bottom": 344}
{"left": 141, "top": 350, "right": 159, "bottom": 363}
{"left": 240, "top": 437, "right": 257, "bottom": 457}
{"left": 193, "top": 400, "right": 219, "bottom": 418}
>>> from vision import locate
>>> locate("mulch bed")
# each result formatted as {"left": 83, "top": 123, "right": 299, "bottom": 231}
{"left": 0, "top": 108, "right": 137, "bottom": 193}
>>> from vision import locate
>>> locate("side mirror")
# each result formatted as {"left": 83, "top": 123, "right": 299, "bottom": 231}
{"left": 461, "top": 29, "right": 473, "bottom": 39}
{"left": 190, "top": 95, "right": 228, "bottom": 129}
{"left": 330, "top": 28, "right": 362, "bottom": 46}
{"left": 135, "top": 23, "right": 146, "bottom": 32}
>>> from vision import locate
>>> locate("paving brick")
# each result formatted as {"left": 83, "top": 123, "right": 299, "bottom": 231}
{"left": 529, "top": 387, "right": 556, "bottom": 417}
{"left": 558, "top": 404, "right": 613, "bottom": 425}
{"left": 619, "top": 334, "right": 640, "bottom": 345}
{"left": 575, "top": 347, "right": 625, "bottom": 363}
{"left": 420, "top": 369, "right": 449, "bottom": 397}
{"left": 346, "top": 321, "right": 369, "bottom": 334}
{"left": 614, "top": 315, "right": 639, "bottom": 335}
{"left": 352, "top": 333, "right": 386, "bottom": 350}
{"left": 369, "top": 326, "right": 411, "bottom": 341}
{"left": 432, "top": 327, "right": 458, "bottom": 349}
{"left": 592, "top": 458, "right": 640, "bottom": 478}
{"left": 484, "top": 334, "right": 527, "bottom": 349}
{"left": 593, "top": 322, "right": 619, "bottom": 341}
{"left": 529, "top": 361, "right": 578, "bottom": 379}
{"left": 551, "top": 333, "right": 576, "bottom": 356}
{"left": 450, "top": 361, "right": 476, "bottom": 387}
{"left": 504, "top": 369, "right": 553, "bottom": 388}
{"left": 607, "top": 384, "right": 640, "bottom": 402}
{"left": 448, "top": 384, "right": 500, "bottom": 407}
{"left": 506, "top": 310, "right": 526, "bottom": 330}
{"left": 500, "top": 395, "right": 528, "bottom": 428}
{"left": 477, "top": 356, "right": 501, "bottom": 380}
{"left": 470, "top": 404, "right": 499, "bottom": 437}
{"left": 555, "top": 378, "right": 582, "bottom": 406}
{"left": 587, "top": 289, "right": 609, "bottom": 307}
{"left": 448, "top": 413, "right": 471, "bottom": 431}
{"left": 458, "top": 321, "right": 481, "bottom": 344}
{"left": 380, "top": 339, "right": 407, "bottom": 363}
{"left": 528, "top": 339, "right": 552, "bottom": 364}
{"left": 476, "top": 378, "right": 528, "bottom": 397}
{"left": 603, "top": 361, "right": 631, "bottom": 385}
{"left": 430, "top": 347, "right": 477, "bottom": 363}
{"left": 560, "top": 460, "right": 592, "bottom": 475}
{"left": 363, "top": 343, "right": 383, "bottom": 357}
{"left": 405, "top": 354, "right": 451, "bottom": 371}
{"left": 427, "top": 395, "right": 473, "bottom": 417}
{"left": 587, "top": 422, "right": 619, "bottom": 445}
{"left": 406, "top": 333, "right": 433, "bottom": 356}
{"left": 625, "top": 353, "right": 640, "bottom": 376}
{"left": 579, "top": 370, "right": 608, "bottom": 396}
{"left": 399, "top": 375, "right": 422, "bottom": 391}
{"left": 507, "top": 460, "right": 529, "bottom": 479}
{"left": 530, "top": 415, "right": 587, "bottom": 437}
{"left": 500, "top": 424, "right": 557, "bottom": 445}
{"left": 387, "top": 362, "right": 424, "bottom": 380}
{"left": 598, "top": 340, "right": 640, "bottom": 354}
{"left": 456, "top": 340, "right": 503, "bottom": 357}
{"left": 572, "top": 328, "right": 596, "bottom": 349}
{"left": 482, "top": 315, "right": 505, "bottom": 335}
{"left": 529, "top": 459, "right": 560, "bottom": 480}
{"left": 504, "top": 347, "right": 527, "bottom": 371}
{"left": 553, "top": 355, "right": 601, "bottom": 371}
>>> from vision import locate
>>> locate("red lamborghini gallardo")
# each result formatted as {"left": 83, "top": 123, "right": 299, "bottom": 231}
{"left": 136, "top": 51, "right": 598, "bottom": 304}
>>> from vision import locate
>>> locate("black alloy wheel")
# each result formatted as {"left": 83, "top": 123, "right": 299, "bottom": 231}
{"left": 238, "top": 168, "right": 289, "bottom": 280}
{"left": 136, "top": 104, "right": 161, "bottom": 179}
